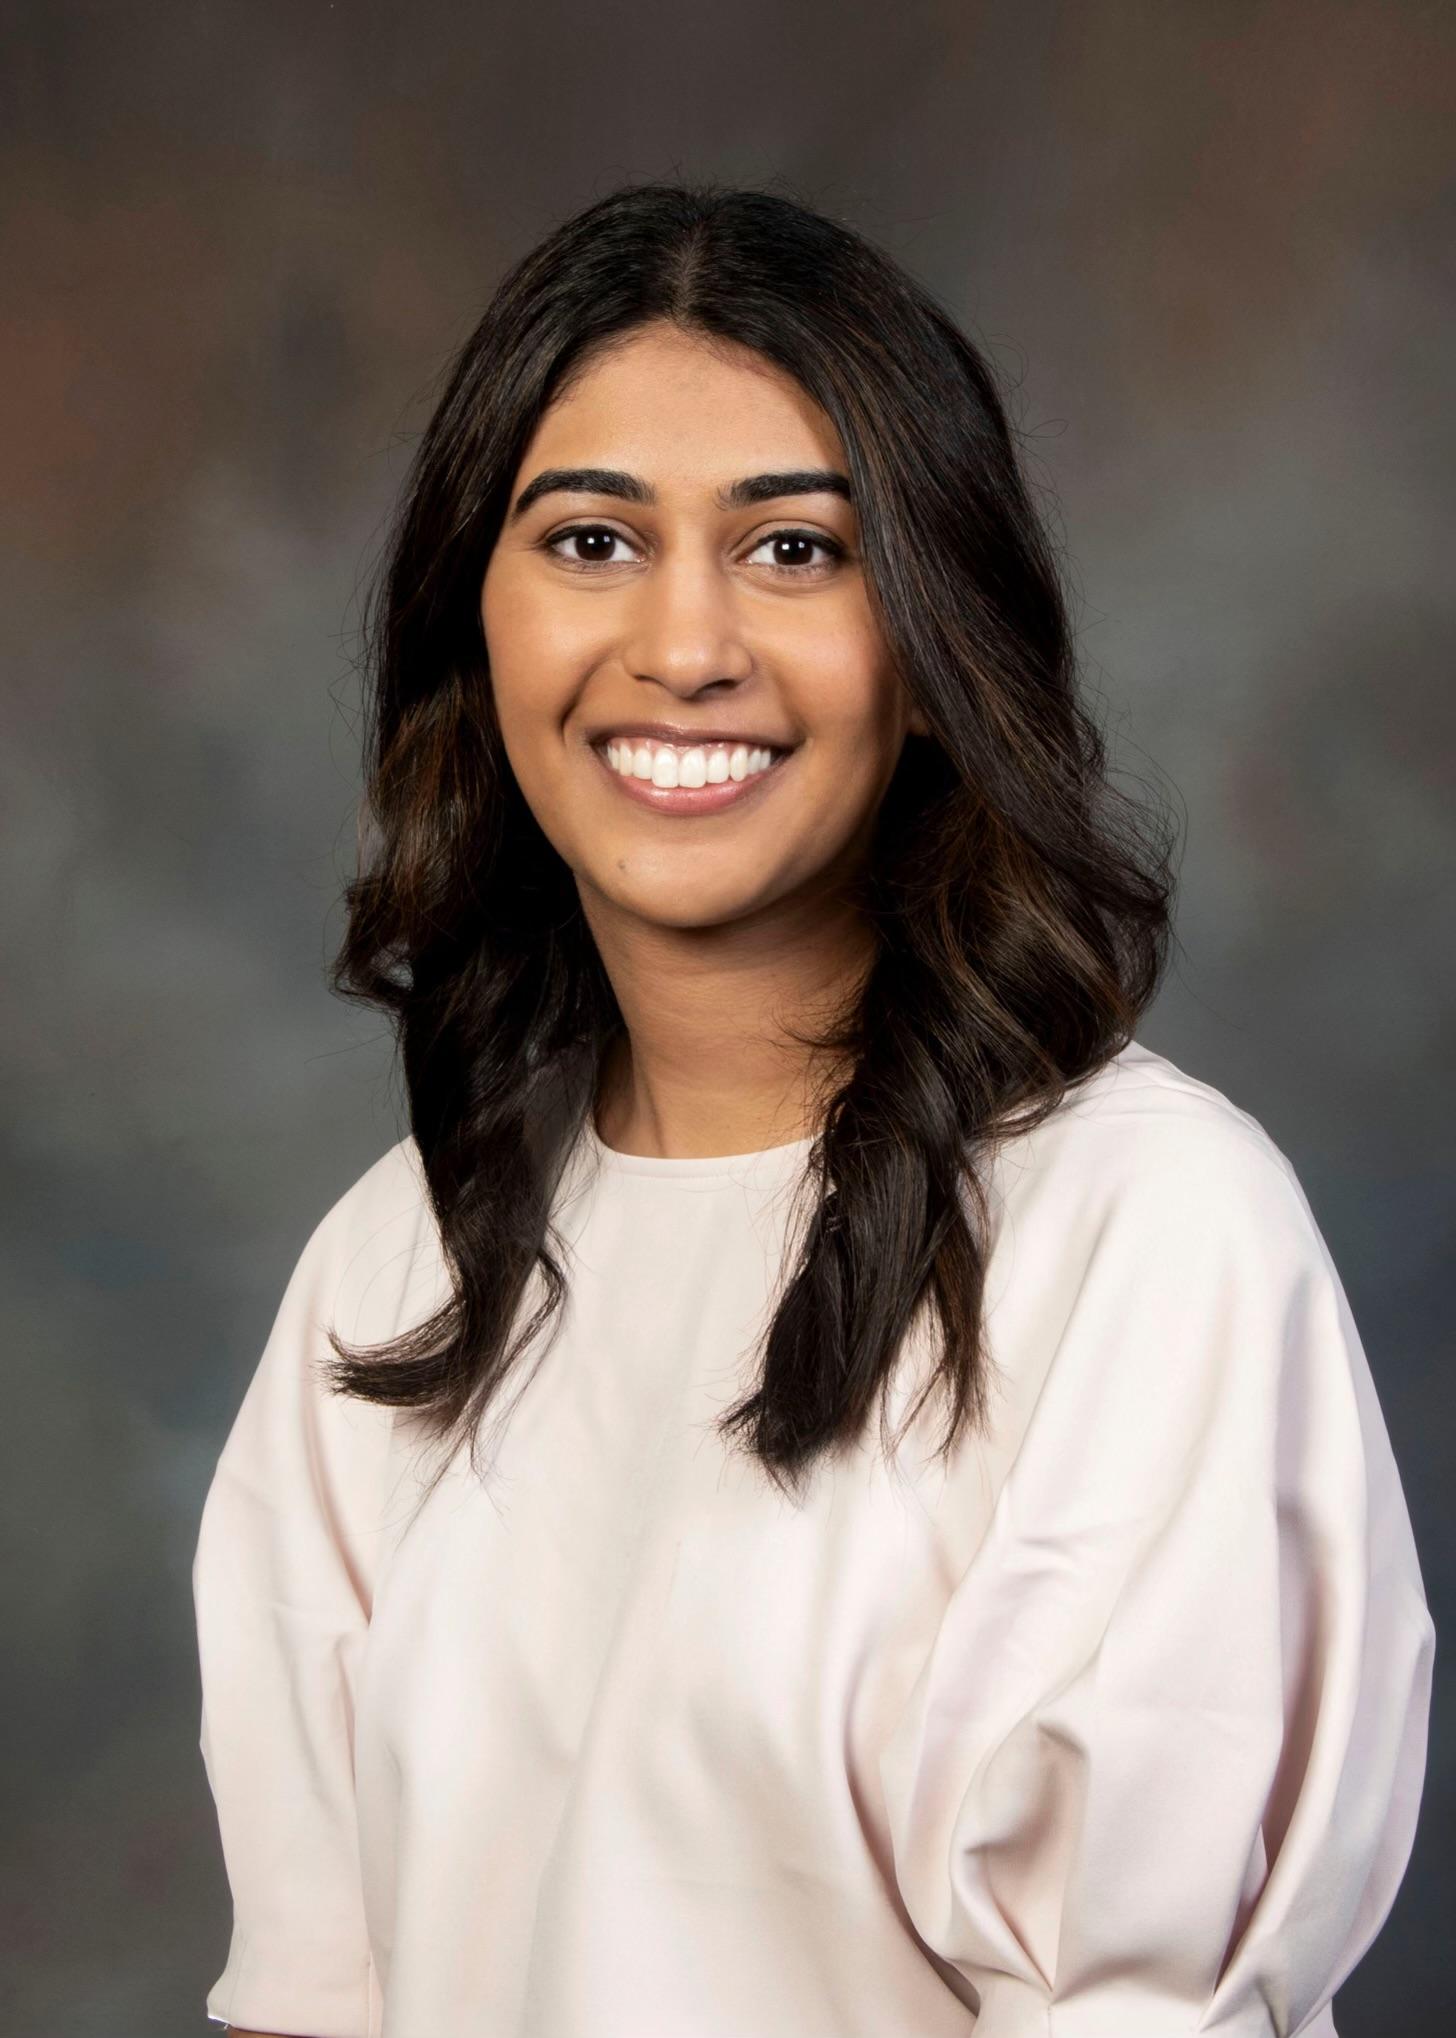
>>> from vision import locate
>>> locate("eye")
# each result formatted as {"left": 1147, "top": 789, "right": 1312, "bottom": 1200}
{"left": 744, "top": 528, "right": 847, "bottom": 575}
{"left": 543, "top": 523, "right": 638, "bottom": 570}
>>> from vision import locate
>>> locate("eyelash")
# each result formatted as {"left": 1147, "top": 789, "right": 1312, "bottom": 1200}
{"left": 541, "top": 522, "right": 848, "bottom": 577}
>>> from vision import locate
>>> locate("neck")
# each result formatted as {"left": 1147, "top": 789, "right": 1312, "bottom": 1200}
{"left": 581, "top": 888, "right": 871, "bottom": 1161}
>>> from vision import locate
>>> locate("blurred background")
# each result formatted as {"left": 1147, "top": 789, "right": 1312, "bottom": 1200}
{"left": 1, "top": 2, "right": 1450, "bottom": 2030}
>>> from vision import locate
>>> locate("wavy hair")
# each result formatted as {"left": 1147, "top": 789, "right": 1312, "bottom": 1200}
{"left": 323, "top": 178, "right": 1178, "bottom": 1503}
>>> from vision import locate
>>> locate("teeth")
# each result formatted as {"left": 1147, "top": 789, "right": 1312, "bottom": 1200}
{"left": 602, "top": 736, "right": 783, "bottom": 790}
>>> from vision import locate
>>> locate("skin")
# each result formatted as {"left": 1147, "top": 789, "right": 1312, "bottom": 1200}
{"left": 481, "top": 318, "right": 928, "bottom": 1160}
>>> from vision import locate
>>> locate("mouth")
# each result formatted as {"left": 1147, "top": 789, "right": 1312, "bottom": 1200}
{"left": 588, "top": 733, "right": 798, "bottom": 816}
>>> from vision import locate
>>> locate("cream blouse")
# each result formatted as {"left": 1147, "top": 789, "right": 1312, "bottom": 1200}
{"left": 192, "top": 1040, "right": 1434, "bottom": 2037}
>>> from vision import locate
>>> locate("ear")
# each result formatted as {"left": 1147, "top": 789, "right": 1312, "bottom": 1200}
{"left": 907, "top": 698, "right": 931, "bottom": 740}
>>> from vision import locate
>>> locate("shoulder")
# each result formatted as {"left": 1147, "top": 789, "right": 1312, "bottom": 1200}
{"left": 1008, "top": 1036, "right": 1296, "bottom": 1168}
{"left": 200, "top": 1139, "right": 439, "bottom": 1607}
{"left": 977, "top": 1041, "right": 1343, "bottom": 1417}
{"left": 310, "top": 1131, "right": 430, "bottom": 1240}
{"left": 290, "top": 1134, "right": 446, "bottom": 1345}
{"left": 989, "top": 1038, "right": 1323, "bottom": 1262}
{"left": 968, "top": 1044, "right": 1355, "bottom": 1510}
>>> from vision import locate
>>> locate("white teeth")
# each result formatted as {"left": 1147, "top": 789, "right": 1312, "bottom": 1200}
{"left": 602, "top": 736, "right": 783, "bottom": 790}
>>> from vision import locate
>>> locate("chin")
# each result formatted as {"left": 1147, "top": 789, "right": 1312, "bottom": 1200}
{"left": 611, "top": 878, "right": 784, "bottom": 932}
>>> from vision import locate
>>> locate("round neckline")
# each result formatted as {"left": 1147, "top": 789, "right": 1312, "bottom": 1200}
{"left": 582, "top": 1115, "right": 818, "bottom": 1179}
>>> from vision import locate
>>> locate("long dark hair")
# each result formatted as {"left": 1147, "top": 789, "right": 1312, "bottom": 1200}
{"left": 323, "top": 177, "right": 1177, "bottom": 1502}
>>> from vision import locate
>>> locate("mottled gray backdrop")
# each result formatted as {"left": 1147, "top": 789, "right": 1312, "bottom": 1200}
{"left": 2, "top": 2, "right": 1450, "bottom": 2031}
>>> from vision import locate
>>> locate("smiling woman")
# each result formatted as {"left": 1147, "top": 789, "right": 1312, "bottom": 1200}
{"left": 192, "top": 181, "right": 1433, "bottom": 2038}
{"left": 480, "top": 320, "right": 929, "bottom": 971}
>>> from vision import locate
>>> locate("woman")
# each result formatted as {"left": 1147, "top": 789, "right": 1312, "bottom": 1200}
{"left": 192, "top": 182, "right": 1434, "bottom": 2038}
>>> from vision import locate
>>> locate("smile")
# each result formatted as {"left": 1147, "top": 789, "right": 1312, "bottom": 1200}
{"left": 590, "top": 735, "right": 796, "bottom": 815}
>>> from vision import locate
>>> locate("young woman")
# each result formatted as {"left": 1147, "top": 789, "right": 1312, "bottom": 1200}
{"left": 192, "top": 182, "right": 1434, "bottom": 2038}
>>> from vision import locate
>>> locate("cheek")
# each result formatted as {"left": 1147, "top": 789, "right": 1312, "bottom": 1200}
{"left": 483, "top": 614, "right": 583, "bottom": 787}
{"left": 786, "top": 590, "right": 900, "bottom": 720}
{"left": 799, "top": 641, "right": 907, "bottom": 763}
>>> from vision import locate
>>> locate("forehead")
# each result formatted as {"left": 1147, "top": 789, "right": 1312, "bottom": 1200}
{"left": 523, "top": 324, "right": 845, "bottom": 479}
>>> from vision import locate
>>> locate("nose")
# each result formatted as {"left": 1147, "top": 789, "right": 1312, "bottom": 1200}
{"left": 619, "top": 547, "right": 755, "bottom": 699}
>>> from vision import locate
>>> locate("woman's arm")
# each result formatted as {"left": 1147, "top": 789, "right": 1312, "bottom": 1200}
{"left": 193, "top": 1156, "right": 406, "bottom": 2037}
{"left": 879, "top": 1116, "right": 1435, "bottom": 2033}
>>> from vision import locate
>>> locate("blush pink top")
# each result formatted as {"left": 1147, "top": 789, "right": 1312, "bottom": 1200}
{"left": 192, "top": 1040, "right": 1434, "bottom": 2037}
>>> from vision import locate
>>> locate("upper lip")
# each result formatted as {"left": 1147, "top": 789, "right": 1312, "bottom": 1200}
{"left": 586, "top": 720, "right": 797, "bottom": 751}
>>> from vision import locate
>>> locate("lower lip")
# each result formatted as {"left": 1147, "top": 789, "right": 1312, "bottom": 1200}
{"left": 589, "top": 743, "right": 796, "bottom": 815}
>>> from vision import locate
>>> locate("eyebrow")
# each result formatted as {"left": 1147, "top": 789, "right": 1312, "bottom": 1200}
{"left": 506, "top": 465, "right": 853, "bottom": 523}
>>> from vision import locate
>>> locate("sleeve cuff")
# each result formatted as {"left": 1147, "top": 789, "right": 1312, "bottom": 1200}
{"left": 204, "top": 1923, "right": 381, "bottom": 2038}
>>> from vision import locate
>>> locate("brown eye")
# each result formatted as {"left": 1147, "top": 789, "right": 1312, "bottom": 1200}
{"left": 544, "top": 524, "right": 636, "bottom": 568}
{"left": 746, "top": 529, "right": 845, "bottom": 574}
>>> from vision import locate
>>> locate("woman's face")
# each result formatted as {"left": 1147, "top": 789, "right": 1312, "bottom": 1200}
{"left": 481, "top": 320, "right": 926, "bottom": 933}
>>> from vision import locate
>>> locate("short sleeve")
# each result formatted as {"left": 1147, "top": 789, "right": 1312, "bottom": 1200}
{"left": 878, "top": 1120, "right": 1436, "bottom": 2037}
{"left": 192, "top": 1169, "right": 404, "bottom": 2038}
